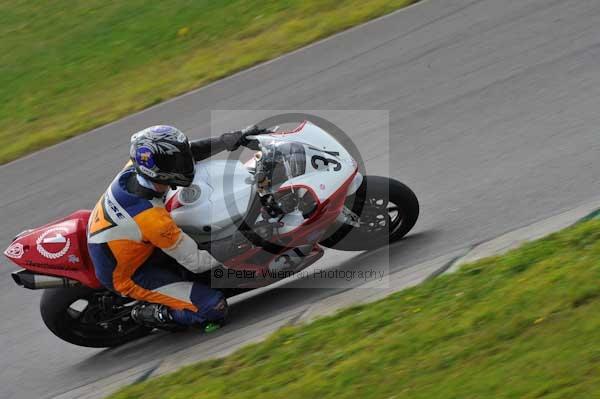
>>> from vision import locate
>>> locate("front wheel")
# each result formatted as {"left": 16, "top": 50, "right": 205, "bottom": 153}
{"left": 320, "top": 175, "right": 419, "bottom": 251}
{"left": 40, "top": 287, "right": 151, "bottom": 348}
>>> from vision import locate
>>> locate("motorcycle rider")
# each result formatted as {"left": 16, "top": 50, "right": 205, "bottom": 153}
{"left": 87, "top": 124, "right": 260, "bottom": 331}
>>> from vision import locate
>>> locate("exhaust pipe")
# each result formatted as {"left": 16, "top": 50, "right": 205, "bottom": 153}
{"left": 11, "top": 270, "right": 81, "bottom": 290}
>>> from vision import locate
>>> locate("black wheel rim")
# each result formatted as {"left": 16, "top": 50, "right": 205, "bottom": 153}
{"left": 358, "top": 196, "right": 404, "bottom": 237}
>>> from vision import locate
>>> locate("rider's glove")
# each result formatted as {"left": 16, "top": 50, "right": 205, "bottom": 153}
{"left": 240, "top": 124, "right": 263, "bottom": 136}
{"left": 240, "top": 125, "right": 266, "bottom": 150}
{"left": 220, "top": 131, "right": 244, "bottom": 151}
{"left": 221, "top": 125, "right": 264, "bottom": 151}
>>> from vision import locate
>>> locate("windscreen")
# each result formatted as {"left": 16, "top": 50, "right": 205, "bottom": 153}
{"left": 257, "top": 141, "right": 306, "bottom": 191}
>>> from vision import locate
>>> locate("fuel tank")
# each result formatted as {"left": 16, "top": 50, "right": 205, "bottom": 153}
{"left": 166, "top": 160, "right": 254, "bottom": 241}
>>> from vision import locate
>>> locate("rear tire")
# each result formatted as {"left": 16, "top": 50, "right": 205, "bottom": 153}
{"left": 40, "top": 287, "right": 151, "bottom": 348}
{"left": 320, "top": 175, "right": 419, "bottom": 251}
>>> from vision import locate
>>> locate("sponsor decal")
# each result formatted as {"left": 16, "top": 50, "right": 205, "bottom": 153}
{"left": 36, "top": 227, "right": 71, "bottom": 260}
{"left": 88, "top": 195, "right": 118, "bottom": 237}
{"left": 106, "top": 197, "right": 126, "bottom": 220}
{"left": 138, "top": 165, "right": 157, "bottom": 177}
{"left": 68, "top": 254, "right": 80, "bottom": 264}
{"left": 25, "top": 259, "right": 70, "bottom": 270}
{"left": 135, "top": 146, "right": 155, "bottom": 169}
{"left": 4, "top": 242, "right": 24, "bottom": 259}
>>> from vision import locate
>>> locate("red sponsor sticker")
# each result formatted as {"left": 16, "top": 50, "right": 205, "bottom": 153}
{"left": 4, "top": 242, "right": 24, "bottom": 259}
{"left": 36, "top": 227, "right": 71, "bottom": 260}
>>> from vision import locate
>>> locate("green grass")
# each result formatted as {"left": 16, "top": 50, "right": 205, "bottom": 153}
{"left": 0, "top": 0, "right": 417, "bottom": 164}
{"left": 109, "top": 219, "right": 600, "bottom": 399}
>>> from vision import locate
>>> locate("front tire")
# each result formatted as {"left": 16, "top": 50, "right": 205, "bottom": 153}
{"left": 320, "top": 175, "right": 419, "bottom": 251}
{"left": 40, "top": 287, "right": 151, "bottom": 348}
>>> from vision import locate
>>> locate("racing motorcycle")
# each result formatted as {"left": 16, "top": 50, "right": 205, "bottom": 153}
{"left": 3, "top": 121, "right": 419, "bottom": 347}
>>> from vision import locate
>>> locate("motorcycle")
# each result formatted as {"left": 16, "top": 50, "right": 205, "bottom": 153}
{"left": 3, "top": 121, "right": 419, "bottom": 347}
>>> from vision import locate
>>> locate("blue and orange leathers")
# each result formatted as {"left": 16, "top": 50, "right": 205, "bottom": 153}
{"left": 87, "top": 165, "right": 225, "bottom": 325}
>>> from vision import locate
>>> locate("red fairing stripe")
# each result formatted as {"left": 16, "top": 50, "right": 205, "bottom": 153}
{"left": 272, "top": 121, "right": 307, "bottom": 136}
{"left": 165, "top": 193, "right": 182, "bottom": 212}
{"left": 278, "top": 167, "right": 358, "bottom": 230}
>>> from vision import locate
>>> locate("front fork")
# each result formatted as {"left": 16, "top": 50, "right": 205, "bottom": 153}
{"left": 338, "top": 205, "right": 361, "bottom": 228}
{"left": 336, "top": 173, "right": 364, "bottom": 228}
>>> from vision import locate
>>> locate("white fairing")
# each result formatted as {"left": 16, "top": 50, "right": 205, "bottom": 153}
{"left": 167, "top": 121, "right": 360, "bottom": 239}
{"left": 168, "top": 160, "right": 253, "bottom": 234}
{"left": 255, "top": 121, "right": 358, "bottom": 201}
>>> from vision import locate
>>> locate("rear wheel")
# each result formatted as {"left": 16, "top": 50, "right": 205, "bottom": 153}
{"left": 40, "top": 287, "right": 151, "bottom": 348}
{"left": 320, "top": 175, "right": 419, "bottom": 251}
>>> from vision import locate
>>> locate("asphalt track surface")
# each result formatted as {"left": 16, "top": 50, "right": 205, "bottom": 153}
{"left": 2, "top": 0, "right": 600, "bottom": 397}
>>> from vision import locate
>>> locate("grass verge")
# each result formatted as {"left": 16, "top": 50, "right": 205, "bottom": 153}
{"left": 109, "top": 219, "right": 600, "bottom": 398}
{"left": 0, "top": 0, "right": 417, "bottom": 164}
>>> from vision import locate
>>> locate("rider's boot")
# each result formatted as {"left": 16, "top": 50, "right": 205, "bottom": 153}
{"left": 132, "top": 298, "right": 228, "bottom": 333}
{"left": 131, "top": 303, "right": 182, "bottom": 330}
{"left": 199, "top": 297, "right": 229, "bottom": 333}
